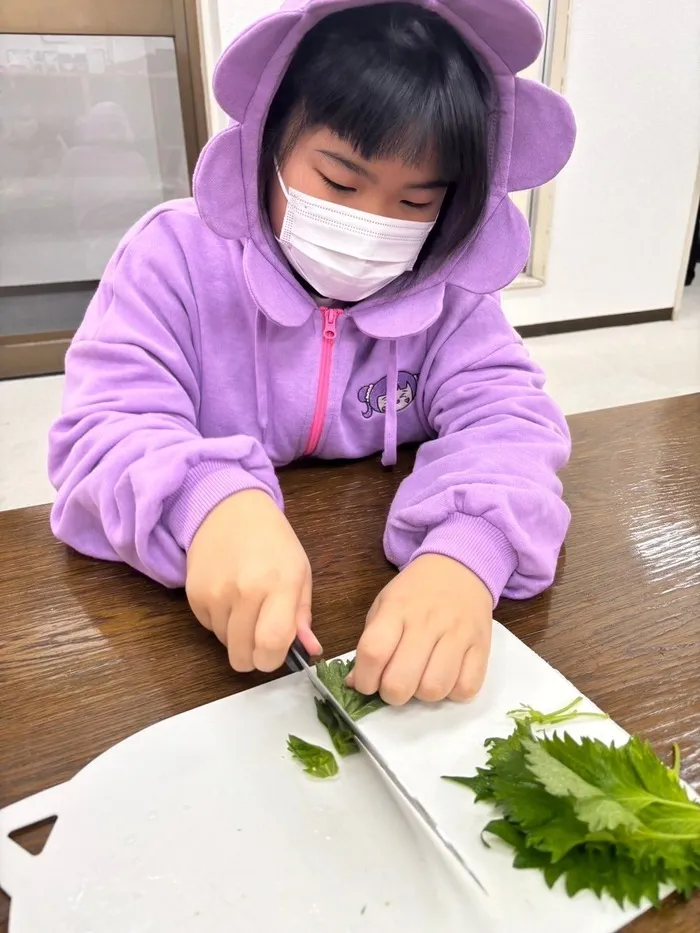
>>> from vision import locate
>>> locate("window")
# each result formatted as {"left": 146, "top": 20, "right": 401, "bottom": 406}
{"left": 0, "top": 0, "right": 207, "bottom": 379}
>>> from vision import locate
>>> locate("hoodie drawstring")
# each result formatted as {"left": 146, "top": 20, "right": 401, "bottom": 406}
{"left": 254, "top": 311, "right": 269, "bottom": 445}
{"left": 381, "top": 339, "right": 399, "bottom": 467}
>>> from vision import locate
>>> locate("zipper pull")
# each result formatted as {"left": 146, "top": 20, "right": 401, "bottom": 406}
{"left": 321, "top": 307, "right": 342, "bottom": 340}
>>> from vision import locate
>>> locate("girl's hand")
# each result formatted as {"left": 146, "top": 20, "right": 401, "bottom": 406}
{"left": 186, "top": 490, "right": 320, "bottom": 672}
{"left": 348, "top": 554, "right": 493, "bottom": 705}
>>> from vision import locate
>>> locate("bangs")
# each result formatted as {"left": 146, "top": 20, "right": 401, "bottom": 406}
{"left": 315, "top": 67, "right": 488, "bottom": 184}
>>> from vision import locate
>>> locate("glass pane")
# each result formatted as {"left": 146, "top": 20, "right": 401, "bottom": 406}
{"left": 0, "top": 35, "right": 190, "bottom": 292}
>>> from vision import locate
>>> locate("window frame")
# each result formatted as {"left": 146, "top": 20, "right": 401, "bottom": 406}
{"left": 510, "top": 0, "right": 572, "bottom": 290}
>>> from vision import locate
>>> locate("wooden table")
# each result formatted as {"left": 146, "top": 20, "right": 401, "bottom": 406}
{"left": 1, "top": 394, "right": 699, "bottom": 931}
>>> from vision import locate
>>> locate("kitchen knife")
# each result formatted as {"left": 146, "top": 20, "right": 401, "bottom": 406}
{"left": 285, "top": 640, "right": 490, "bottom": 899}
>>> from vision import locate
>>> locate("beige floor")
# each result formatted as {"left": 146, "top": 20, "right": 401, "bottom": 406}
{"left": 1, "top": 283, "right": 699, "bottom": 512}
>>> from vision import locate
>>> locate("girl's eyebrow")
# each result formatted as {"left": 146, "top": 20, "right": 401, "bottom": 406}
{"left": 406, "top": 179, "right": 449, "bottom": 190}
{"left": 317, "top": 149, "right": 376, "bottom": 180}
{"left": 317, "top": 148, "right": 448, "bottom": 190}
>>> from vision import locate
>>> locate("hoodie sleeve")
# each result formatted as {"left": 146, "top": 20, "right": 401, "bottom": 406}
{"left": 383, "top": 293, "right": 571, "bottom": 604}
{"left": 49, "top": 214, "right": 281, "bottom": 588}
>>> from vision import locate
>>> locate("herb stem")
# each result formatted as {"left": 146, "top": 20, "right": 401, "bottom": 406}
{"left": 672, "top": 743, "right": 681, "bottom": 777}
{"left": 507, "top": 697, "right": 609, "bottom": 729}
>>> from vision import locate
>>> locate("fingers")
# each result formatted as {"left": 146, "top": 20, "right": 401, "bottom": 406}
{"left": 185, "top": 491, "right": 315, "bottom": 674}
{"left": 226, "top": 595, "right": 260, "bottom": 673}
{"left": 188, "top": 599, "right": 213, "bottom": 634}
{"left": 415, "top": 633, "right": 465, "bottom": 703}
{"left": 205, "top": 569, "right": 313, "bottom": 674}
{"left": 296, "top": 623, "right": 322, "bottom": 658}
{"left": 378, "top": 623, "right": 440, "bottom": 706}
{"left": 449, "top": 638, "right": 491, "bottom": 702}
{"left": 350, "top": 598, "right": 491, "bottom": 706}
{"left": 295, "top": 573, "right": 322, "bottom": 657}
{"left": 252, "top": 588, "right": 300, "bottom": 672}
{"left": 351, "top": 612, "right": 404, "bottom": 697}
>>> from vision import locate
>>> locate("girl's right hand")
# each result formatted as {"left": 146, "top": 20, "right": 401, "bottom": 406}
{"left": 186, "top": 490, "right": 320, "bottom": 672}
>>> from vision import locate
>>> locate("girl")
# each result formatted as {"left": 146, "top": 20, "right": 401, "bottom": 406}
{"left": 49, "top": 0, "right": 576, "bottom": 706}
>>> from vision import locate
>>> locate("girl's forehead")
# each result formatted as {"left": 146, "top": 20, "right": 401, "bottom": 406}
{"left": 295, "top": 126, "right": 443, "bottom": 182}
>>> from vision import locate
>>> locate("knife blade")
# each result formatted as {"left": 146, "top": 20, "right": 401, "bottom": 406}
{"left": 286, "top": 640, "right": 490, "bottom": 899}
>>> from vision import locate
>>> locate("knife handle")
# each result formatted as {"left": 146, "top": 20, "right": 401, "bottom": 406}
{"left": 285, "top": 637, "right": 311, "bottom": 673}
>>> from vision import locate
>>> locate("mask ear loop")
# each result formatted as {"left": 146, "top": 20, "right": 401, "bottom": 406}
{"left": 274, "top": 158, "right": 291, "bottom": 201}
{"left": 273, "top": 158, "right": 294, "bottom": 244}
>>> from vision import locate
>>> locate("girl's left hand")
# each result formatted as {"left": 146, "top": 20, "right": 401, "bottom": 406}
{"left": 348, "top": 554, "right": 493, "bottom": 705}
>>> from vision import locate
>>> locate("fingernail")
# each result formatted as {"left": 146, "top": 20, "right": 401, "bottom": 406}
{"left": 345, "top": 672, "right": 355, "bottom": 688}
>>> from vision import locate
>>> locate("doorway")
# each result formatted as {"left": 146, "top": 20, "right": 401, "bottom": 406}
{"left": 0, "top": 0, "right": 208, "bottom": 378}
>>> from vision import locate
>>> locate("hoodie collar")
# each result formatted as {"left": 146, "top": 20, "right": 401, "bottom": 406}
{"left": 244, "top": 236, "right": 448, "bottom": 337}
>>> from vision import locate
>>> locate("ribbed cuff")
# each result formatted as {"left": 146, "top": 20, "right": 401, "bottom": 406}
{"left": 165, "top": 460, "right": 276, "bottom": 551}
{"left": 411, "top": 514, "right": 518, "bottom": 607}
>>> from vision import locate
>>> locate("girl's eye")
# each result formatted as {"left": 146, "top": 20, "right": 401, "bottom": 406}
{"left": 319, "top": 173, "right": 356, "bottom": 194}
{"left": 402, "top": 199, "right": 433, "bottom": 211}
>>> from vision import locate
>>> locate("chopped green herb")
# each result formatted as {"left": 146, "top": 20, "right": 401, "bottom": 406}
{"left": 444, "top": 705, "right": 700, "bottom": 906}
{"left": 313, "top": 659, "right": 387, "bottom": 755}
{"left": 314, "top": 697, "right": 360, "bottom": 758}
{"left": 287, "top": 735, "right": 338, "bottom": 779}
{"left": 315, "top": 659, "right": 387, "bottom": 722}
{"left": 287, "top": 659, "right": 386, "bottom": 774}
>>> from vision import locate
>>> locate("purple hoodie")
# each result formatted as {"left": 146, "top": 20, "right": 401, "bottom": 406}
{"left": 49, "top": 0, "right": 576, "bottom": 604}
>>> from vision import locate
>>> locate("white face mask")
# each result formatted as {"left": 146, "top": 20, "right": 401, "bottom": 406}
{"left": 275, "top": 167, "right": 436, "bottom": 302}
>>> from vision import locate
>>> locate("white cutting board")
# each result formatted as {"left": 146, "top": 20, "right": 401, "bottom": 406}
{"left": 0, "top": 623, "right": 653, "bottom": 933}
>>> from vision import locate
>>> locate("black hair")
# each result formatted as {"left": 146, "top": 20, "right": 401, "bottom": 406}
{"left": 261, "top": 2, "right": 493, "bottom": 274}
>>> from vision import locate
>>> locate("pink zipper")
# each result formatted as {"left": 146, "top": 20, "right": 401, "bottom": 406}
{"left": 304, "top": 307, "right": 342, "bottom": 456}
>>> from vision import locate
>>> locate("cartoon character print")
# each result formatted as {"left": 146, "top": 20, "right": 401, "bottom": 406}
{"left": 358, "top": 371, "right": 419, "bottom": 419}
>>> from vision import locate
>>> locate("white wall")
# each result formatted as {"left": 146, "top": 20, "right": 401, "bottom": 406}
{"left": 504, "top": 0, "right": 700, "bottom": 326}
{"left": 198, "top": 0, "right": 700, "bottom": 327}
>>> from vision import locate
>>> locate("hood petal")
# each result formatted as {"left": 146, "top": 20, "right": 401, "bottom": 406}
{"left": 508, "top": 78, "right": 578, "bottom": 191}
